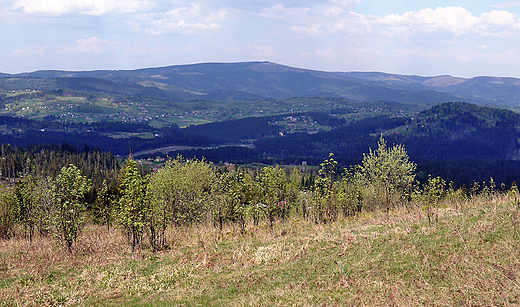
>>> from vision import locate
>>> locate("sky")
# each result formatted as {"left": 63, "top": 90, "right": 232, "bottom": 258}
{"left": 3, "top": 0, "right": 520, "bottom": 78}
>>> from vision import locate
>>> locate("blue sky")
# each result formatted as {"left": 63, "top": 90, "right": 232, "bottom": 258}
{"left": 3, "top": 0, "right": 520, "bottom": 77}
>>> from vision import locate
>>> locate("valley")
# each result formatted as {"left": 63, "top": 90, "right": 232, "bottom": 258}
{"left": 1, "top": 62, "right": 520, "bottom": 188}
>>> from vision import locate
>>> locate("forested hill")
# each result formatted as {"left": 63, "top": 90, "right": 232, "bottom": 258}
{"left": 0, "top": 101, "right": 518, "bottom": 164}
{"left": 0, "top": 101, "right": 519, "bottom": 187}
{"left": 417, "top": 101, "right": 520, "bottom": 124}
{"left": 5, "top": 61, "right": 520, "bottom": 106}
{"left": 399, "top": 102, "right": 520, "bottom": 161}
{"left": 247, "top": 102, "right": 520, "bottom": 161}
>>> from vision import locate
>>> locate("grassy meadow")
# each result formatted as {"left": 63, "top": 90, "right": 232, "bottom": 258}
{"left": 1, "top": 194, "right": 519, "bottom": 306}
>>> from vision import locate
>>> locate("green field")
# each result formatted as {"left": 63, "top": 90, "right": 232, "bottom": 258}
{"left": 0, "top": 77, "right": 419, "bottom": 129}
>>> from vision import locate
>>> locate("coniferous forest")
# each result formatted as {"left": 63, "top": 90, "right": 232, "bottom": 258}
{"left": 0, "top": 134, "right": 517, "bottom": 249}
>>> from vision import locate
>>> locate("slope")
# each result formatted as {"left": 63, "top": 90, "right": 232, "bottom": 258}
{"left": 4, "top": 62, "right": 468, "bottom": 104}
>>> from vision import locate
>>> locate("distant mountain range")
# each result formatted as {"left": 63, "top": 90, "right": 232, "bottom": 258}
{"left": 4, "top": 61, "right": 520, "bottom": 106}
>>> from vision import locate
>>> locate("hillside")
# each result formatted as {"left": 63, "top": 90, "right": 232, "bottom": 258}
{"left": 5, "top": 61, "right": 520, "bottom": 106}
{"left": 342, "top": 71, "right": 520, "bottom": 106}
{"left": 0, "top": 98, "right": 519, "bottom": 186}
{"left": 250, "top": 102, "right": 520, "bottom": 161}
{"left": 402, "top": 102, "right": 520, "bottom": 160}
{"left": 1, "top": 194, "right": 519, "bottom": 306}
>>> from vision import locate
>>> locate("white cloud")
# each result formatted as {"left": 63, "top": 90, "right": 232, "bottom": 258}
{"left": 344, "top": 47, "right": 382, "bottom": 61}
{"left": 11, "top": 0, "right": 154, "bottom": 16}
{"left": 490, "top": 1, "right": 520, "bottom": 8}
{"left": 378, "top": 7, "right": 520, "bottom": 37}
{"left": 291, "top": 24, "right": 323, "bottom": 37}
{"left": 300, "top": 47, "right": 381, "bottom": 64}
{"left": 325, "top": 0, "right": 360, "bottom": 15}
{"left": 291, "top": 6, "right": 520, "bottom": 39}
{"left": 329, "top": 0, "right": 361, "bottom": 5}
{"left": 479, "top": 10, "right": 520, "bottom": 36}
{"left": 6, "top": 0, "right": 230, "bottom": 37}
{"left": 246, "top": 43, "right": 277, "bottom": 58}
{"left": 124, "top": 43, "right": 199, "bottom": 56}
{"left": 137, "top": 3, "right": 227, "bottom": 35}
{"left": 260, "top": 4, "right": 309, "bottom": 19}
{"left": 300, "top": 48, "right": 338, "bottom": 62}
{"left": 13, "top": 44, "right": 48, "bottom": 56}
{"left": 315, "top": 48, "right": 338, "bottom": 59}
{"left": 58, "top": 37, "right": 118, "bottom": 54}
{"left": 392, "top": 47, "right": 441, "bottom": 61}
{"left": 330, "top": 11, "right": 372, "bottom": 36}
{"left": 377, "top": 7, "right": 481, "bottom": 36}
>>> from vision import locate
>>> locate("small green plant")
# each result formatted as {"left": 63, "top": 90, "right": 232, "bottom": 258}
{"left": 215, "top": 170, "right": 254, "bottom": 232}
{"left": 313, "top": 153, "right": 339, "bottom": 223}
{"left": 423, "top": 176, "right": 446, "bottom": 226}
{"left": 114, "top": 158, "right": 148, "bottom": 256}
{"left": 257, "top": 166, "right": 289, "bottom": 228}
{"left": 0, "top": 186, "right": 16, "bottom": 240}
{"left": 92, "top": 179, "right": 113, "bottom": 230}
{"left": 51, "top": 164, "right": 92, "bottom": 252}
{"left": 508, "top": 181, "right": 519, "bottom": 209}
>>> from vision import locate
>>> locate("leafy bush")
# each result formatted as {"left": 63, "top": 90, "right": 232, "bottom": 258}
{"left": 51, "top": 164, "right": 92, "bottom": 252}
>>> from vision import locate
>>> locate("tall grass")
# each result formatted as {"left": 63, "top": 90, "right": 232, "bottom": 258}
{"left": 1, "top": 193, "right": 520, "bottom": 306}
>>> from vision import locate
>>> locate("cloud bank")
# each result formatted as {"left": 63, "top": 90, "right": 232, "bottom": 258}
{"left": 4, "top": 0, "right": 520, "bottom": 77}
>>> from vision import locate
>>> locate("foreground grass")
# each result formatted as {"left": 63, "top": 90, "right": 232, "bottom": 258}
{"left": 1, "top": 196, "right": 520, "bottom": 306}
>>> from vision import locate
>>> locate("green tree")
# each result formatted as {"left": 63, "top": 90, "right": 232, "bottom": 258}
{"left": 93, "top": 179, "right": 112, "bottom": 230}
{"left": 0, "top": 186, "right": 16, "bottom": 240}
{"left": 147, "top": 156, "right": 217, "bottom": 250}
{"left": 287, "top": 167, "right": 304, "bottom": 218}
{"left": 147, "top": 157, "right": 181, "bottom": 251}
{"left": 422, "top": 176, "right": 446, "bottom": 226}
{"left": 173, "top": 158, "right": 216, "bottom": 225}
{"left": 313, "top": 153, "right": 339, "bottom": 223}
{"left": 216, "top": 170, "right": 254, "bottom": 232}
{"left": 14, "top": 173, "right": 53, "bottom": 241}
{"left": 248, "top": 178, "right": 264, "bottom": 226}
{"left": 31, "top": 176, "right": 54, "bottom": 237}
{"left": 355, "top": 136, "right": 416, "bottom": 213}
{"left": 337, "top": 167, "right": 363, "bottom": 217}
{"left": 257, "top": 166, "right": 288, "bottom": 228}
{"left": 51, "top": 164, "right": 92, "bottom": 252}
{"left": 15, "top": 174, "right": 37, "bottom": 242}
{"left": 114, "top": 158, "right": 148, "bottom": 255}
{"left": 423, "top": 176, "right": 446, "bottom": 205}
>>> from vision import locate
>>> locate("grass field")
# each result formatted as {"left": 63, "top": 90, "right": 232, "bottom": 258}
{"left": 1, "top": 195, "right": 519, "bottom": 306}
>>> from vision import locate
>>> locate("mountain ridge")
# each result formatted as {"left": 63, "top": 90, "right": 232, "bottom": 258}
{"left": 2, "top": 61, "right": 520, "bottom": 106}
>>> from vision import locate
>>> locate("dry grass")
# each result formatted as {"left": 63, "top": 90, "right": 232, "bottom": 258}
{"left": 1, "top": 195, "right": 520, "bottom": 306}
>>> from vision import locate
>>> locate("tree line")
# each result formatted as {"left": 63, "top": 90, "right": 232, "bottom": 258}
{"left": 0, "top": 137, "right": 515, "bottom": 255}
